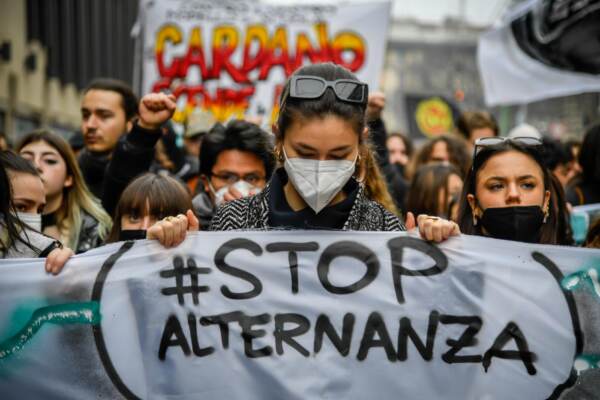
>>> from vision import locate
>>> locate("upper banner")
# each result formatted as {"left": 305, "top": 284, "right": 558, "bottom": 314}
{"left": 477, "top": 0, "right": 600, "bottom": 106}
{"left": 1, "top": 231, "right": 600, "bottom": 399}
{"left": 137, "top": 0, "right": 391, "bottom": 124}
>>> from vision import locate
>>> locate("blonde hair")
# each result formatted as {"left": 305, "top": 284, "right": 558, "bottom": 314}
{"left": 357, "top": 143, "right": 399, "bottom": 216}
{"left": 18, "top": 131, "right": 112, "bottom": 249}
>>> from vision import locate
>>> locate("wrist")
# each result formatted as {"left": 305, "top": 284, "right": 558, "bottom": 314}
{"left": 137, "top": 118, "right": 162, "bottom": 130}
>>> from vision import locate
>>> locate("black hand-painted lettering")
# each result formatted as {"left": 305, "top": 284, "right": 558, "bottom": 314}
{"left": 274, "top": 313, "right": 311, "bottom": 356}
{"left": 387, "top": 237, "right": 447, "bottom": 304}
{"left": 199, "top": 311, "right": 244, "bottom": 349}
{"left": 317, "top": 241, "right": 380, "bottom": 294}
{"left": 188, "top": 313, "right": 214, "bottom": 357}
{"left": 266, "top": 242, "right": 319, "bottom": 294}
{"left": 398, "top": 310, "right": 440, "bottom": 361}
{"left": 214, "top": 238, "right": 263, "bottom": 300}
{"left": 357, "top": 312, "right": 397, "bottom": 362}
{"left": 439, "top": 315, "right": 482, "bottom": 364}
{"left": 482, "top": 321, "right": 537, "bottom": 375}
{"left": 158, "top": 314, "right": 191, "bottom": 360}
{"left": 314, "top": 313, "right": 355, "bottom": 356}
{"left": 160, "top": 256, "right": 211, "bottom": 305}
{"left": 239, "top": 313, "right": 273, "bottom": 358}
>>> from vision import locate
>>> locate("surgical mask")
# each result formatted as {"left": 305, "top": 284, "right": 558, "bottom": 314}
{"left": 16, "top": 212, "right": 42, "bottom": 232}
{"left": 479, "top": 206, "right": 545, "bottom": 243}
{"left": 210, "top": 180, "right": 262, "bottom": 207}
{"left": 283, "top": 147, "right": 357, "bottom": 214}
{"left": 119, "top": 229, "right": 147, "bottom": 241}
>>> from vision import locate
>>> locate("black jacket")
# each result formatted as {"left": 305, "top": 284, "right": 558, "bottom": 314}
{"left": 367, "top": 118, "right": 408, "bottom": 213}
{"left": 78, "top": 123, "right": 162, "bottom": 217}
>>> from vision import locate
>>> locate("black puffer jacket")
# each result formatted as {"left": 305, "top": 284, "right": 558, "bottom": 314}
{"left": 74, "top": 211, "right": 105, "bottom": 254}
{"left": 78, "top": 123, "right": 163, "bottom": 217}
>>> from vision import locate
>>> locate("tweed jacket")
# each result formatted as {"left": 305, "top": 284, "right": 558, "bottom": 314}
{"left": 209, "top": 182, "right": 405, "bottom": 231}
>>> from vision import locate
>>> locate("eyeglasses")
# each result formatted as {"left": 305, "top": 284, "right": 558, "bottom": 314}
{"left": 281, "top": 76, "right": 369, "bottom": 107}
{"left": 211, "top": 172, "right": 265, "bottom": 186}
{"left": 472, "top": 136, "right": 542, "bottom": 160}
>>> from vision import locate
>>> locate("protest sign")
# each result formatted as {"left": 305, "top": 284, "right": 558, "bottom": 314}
{"left": 477, "top": 0, "right": 600, "bottom": 106}
{"left": 1, "top": 231, "right": 599, "bottom": 399}
{"left": 404, "top": 94, "right": 461, "bottom": 139}
{"left": 137, "top": 0, "right": 391, "bottom": 125}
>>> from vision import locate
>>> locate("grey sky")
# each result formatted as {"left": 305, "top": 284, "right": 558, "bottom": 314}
{"left": 266, "top": 0, "right": 512, "bottom": 26}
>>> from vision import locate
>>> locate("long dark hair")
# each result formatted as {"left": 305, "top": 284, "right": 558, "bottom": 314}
{"left": 107, "top": 173, "right": 192, "bottom": 242}
{"left": 0, "top": 153, "right": 39, "bottom": 255}
{"left": 457, "top": 141, "right": 561, "bottom": 245}
{"left": 406, "top": 163, "right": 462, "bottom": 218}
{"left": 578, "top": 124, "right": 600, "bottom": 184}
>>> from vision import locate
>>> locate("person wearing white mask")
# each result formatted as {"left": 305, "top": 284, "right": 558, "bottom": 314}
{"left": 1, "top": 151, "right": 46, "bottom": 231}
{"left": 210, "top": 62, "right": 459, "bottom": 240}
{"left": 192, "top": 120, "right": 275, "bottom": 229}
{"left": 0, "top": 152, "right": 74, "bottom": 274}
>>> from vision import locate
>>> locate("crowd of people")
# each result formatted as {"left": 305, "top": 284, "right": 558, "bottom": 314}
{"left": 1, "top": 62, "right": 599, "bottom": 272}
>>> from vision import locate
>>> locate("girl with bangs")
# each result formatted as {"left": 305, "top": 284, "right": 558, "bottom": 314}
{"left": 107, "top": 173, "right": 197, "bottom": 247}
{"left": 18, "top": 130, "right": 112, "bottom": 253}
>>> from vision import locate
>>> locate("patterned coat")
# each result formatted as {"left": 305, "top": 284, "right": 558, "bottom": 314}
{"left": 209, "top": 183, "right": 405, "bottom": 231}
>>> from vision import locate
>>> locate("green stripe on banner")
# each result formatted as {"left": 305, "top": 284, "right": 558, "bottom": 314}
{"left": 0, "top": 301, "right": 101, "bottom": 360}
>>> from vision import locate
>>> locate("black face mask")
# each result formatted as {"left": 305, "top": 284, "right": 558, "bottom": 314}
{"left": 480, "top": 206, "right": 544, "bottom": 243}
{"left": 392, "top": 163, "right": 405, "bottom": 177}
{"left": 119, "top": 229, "right": 147, "bottom": 241}
{"left": 42, "top": 212, "right": 57, "bottom": 230}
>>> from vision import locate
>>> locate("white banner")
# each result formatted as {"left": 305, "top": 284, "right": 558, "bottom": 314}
{"left": 477, "top": 0, "right": 600, "bottom": 106}
{"left": 137, "top": 0, "right": 391, "bottom": 125}
{"left": 1, "top": 232, "right": 600, "bottom": 399}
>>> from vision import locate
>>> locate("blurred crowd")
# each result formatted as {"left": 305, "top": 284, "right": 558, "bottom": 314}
{"left": 1, "top": 62, "right": 599, "bottom": 272}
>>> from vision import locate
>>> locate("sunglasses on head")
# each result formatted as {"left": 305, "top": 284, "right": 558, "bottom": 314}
{"left": 472, "top": 136, "right": 542, "bottom": 160}
{"left": 281, "top": 75, "right": 369, "bottom": 107}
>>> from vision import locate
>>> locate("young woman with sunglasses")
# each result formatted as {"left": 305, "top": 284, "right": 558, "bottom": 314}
{"left": 210, "top": 63, "right": 458, "bottom": 241}
{"left": 457, "top": 136, "right": 563, "bottom": 244}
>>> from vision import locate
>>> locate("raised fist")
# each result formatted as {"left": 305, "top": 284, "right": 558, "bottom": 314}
{"left": 366, "top": 91, "right": 385, "bottom": 122}
{"left": 138, "top": 93, "right": 177, "bottom": 130}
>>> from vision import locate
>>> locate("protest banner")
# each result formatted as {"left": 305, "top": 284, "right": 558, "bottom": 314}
{"left": 1, "top": 231, "right": 599, "bottom": 399}
{"left": 136, "top": 0, "right": 391, "bottom": 125}
{"left": 477, "top": 0, "right": 600, "bottom": 106}
{"left": 404, "top": 94, "right": 461, "bottom": 139}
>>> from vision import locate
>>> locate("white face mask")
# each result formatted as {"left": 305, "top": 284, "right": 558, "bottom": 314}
{"left": 283, "top": 147, "right": 357, "bottom": 214}
{"left": 210, "top": 180, "right": 262, "bottom": 207}
{"left": 16, "top": 212, "right": 42, "bottom": 231}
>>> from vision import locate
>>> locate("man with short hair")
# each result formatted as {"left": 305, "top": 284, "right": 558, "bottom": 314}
{"left": 77, "top": 78, "right": 176, "bottom": 216}
{"left": 192, "top": 120, "right": 275, "bottom": 229}
{"left": 455, "top": 110, "right": 499, "bottom": 151}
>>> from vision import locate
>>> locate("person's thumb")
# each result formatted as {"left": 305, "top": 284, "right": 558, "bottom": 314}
{"left": 187, "top": 209, "right": 200, "bottom": 231}
{"left": 404, "top": 211, "right": 416, "bottom": 230}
